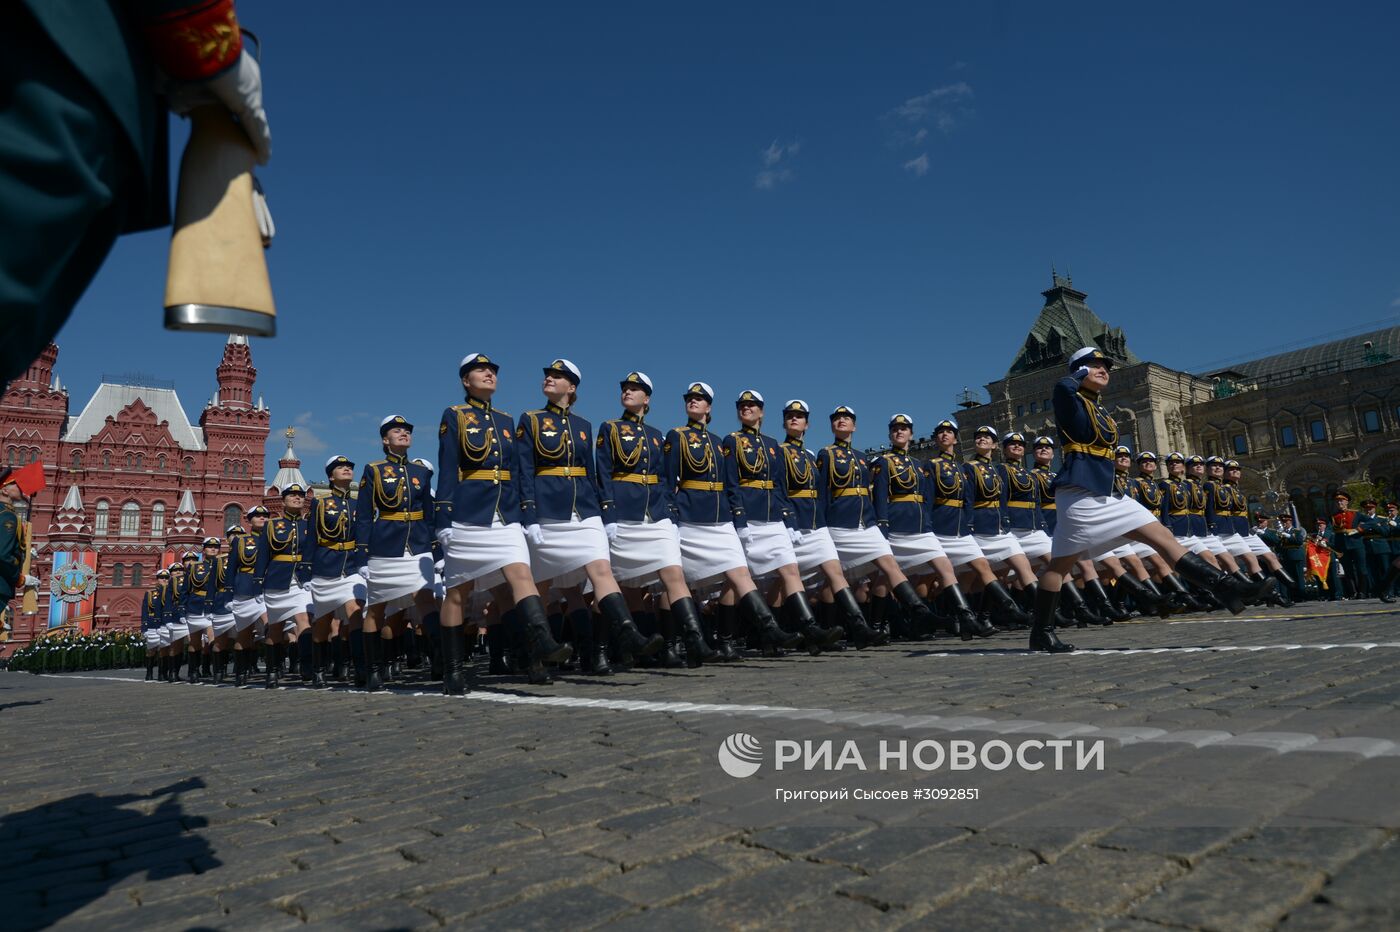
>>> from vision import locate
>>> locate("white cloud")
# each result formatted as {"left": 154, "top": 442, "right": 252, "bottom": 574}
{"left": 885, "top": 82, "right": 975, "bottom": 139}
{"left": 903, "top": 154, "right": 930, "bottom": 177}
{"left": 755, "top": 138, "right": 801, "bottom": 189}
{"left": 1391, "top": 295, "right": 1400, "bottom": 307}
{"left": 284, "top": 411, "right": 328, "bottom": 453}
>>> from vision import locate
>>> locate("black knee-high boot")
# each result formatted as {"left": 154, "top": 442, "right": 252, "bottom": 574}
{"left": 1060, "top": 583, "right": 1104, "bottom": 627}
{"left": 441, "top": 625, "right": 468, "bottom": 695}
{"left": 1084, "top": 579, "right": 1129, "bottom": 623}
{"left": 652, "top": 609, "right": 685, "bottom": 668}
{"left": 486, "top": 622, "right": 509, "bottom": 674}
{"left": 947, "top": 586, "right": 995, "bottom": 638}
{"left": 983, "top": 581, "right": 1031, "bottom": 629}
{"left": 363, "top": 633, "right": 383, "bottom": 691}
{"left": 892, "top": 582, "right": 940, "bottom": 637}
{"left": 265, "top": 644, "right": 281, "bottom": 688}
{"left": 833, "top": 587, "right": 887, "bottom": 648}
{"left": 591, "top": 615, "right": 615, "bottom": 675}
{"left": 145, "top": 655, "right": 155, "bottom": 681}
{"left": 1030, "top": 586, "right": 1075, "bottom": 653}
{"left": 309, "top": 641, "right": 326, "bottom": 688}
{"left": 785, "top": 593, "right": 842, "bottom": 655}
{"left": 671, "top": 596, "right": 718, "bottom": 667}
{"left": 1116, "top": 574, "right": 1173, "bottom": 619}
{"left": 713, "top": 602, "right": 744, "bottom": 661}
{"left": 1175, "top": 551, "right": 1269, "bottom": 615}
{"left": 738, "top": 591, "right": 802, "bottom": 650}
{"left": 565, "top": 608, "right": 595, "bottom": 673}
{"left": 517, "top": 595, "right": 572, "bottom": 664}
{"left": 599, "top": 593, "right": 664, "bottom": 659}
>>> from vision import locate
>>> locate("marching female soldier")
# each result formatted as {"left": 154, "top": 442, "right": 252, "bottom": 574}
{"left": 183, "top": 541, "right": 220, "bottom": 682}
{"left": 356, "top": 419, "right": 438, "bottom": 691}
{"left": 964, "top": 426, "right": 1042, "bottom": 592}
{"left": 163, "top": 558, "right": 190, "bottom": 681}
{"left": 255, "top": 486, "right": 313, "bottom": 688}
{"left": 517, "top": 360, "right": 663, "bottom": 677}
{"left": 304, "top": 455, "right": 365, "bottom": 688}
{"left": 778, "top": 400, "right": 886, "bottom": 648}
{"left": 436, "top": 353, "right": 572, "bottom": 695}
{"left": 229, "top": 507, "right": 269, "bottom": 687}
{"left": 142, "top": 572, "right": 164, "bottom": 681}
{"left": 663, "top": 381, "right": 799, "bottom": 659}
{"left": 1223, "top": 460, "right": 1296, "bottom": 602}
{"left": 596, "top": 371, "right": 718, "bottom": 667}
{"left": 208, "top": 535, "right": 236, "bottom": 683}
{"left": 872, "top": 413, "right": 988, "bottom": 639}
{"left": 1031, "top": 347, "right": 1270, "bottom": 653}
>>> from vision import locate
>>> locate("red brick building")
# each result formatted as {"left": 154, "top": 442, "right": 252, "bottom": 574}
{"left": 1, "top": 338, "right": 274, "bottom": 648}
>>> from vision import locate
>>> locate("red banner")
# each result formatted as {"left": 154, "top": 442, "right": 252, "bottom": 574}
{"left": 1305, "top": 541, "right": 1331, "bottom": 590}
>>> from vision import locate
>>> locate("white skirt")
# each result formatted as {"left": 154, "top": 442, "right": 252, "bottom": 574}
{"left": 144, "top": 629, "right": 162, "bottom": 649}
{"left": 1051, "top": 487, "right": 1158, "bottom": 559}
{"left": 1199, "top": 534, "right": 1229, "bottom": 555}
{"left": 210, "top": 611, "right": 236, "bottom": 637}
{"left": 678, "top": 521, "right": 748, "bottom": 588}
{"left": 829, "top": 525, "right": 892, "bottom": 581}
{"left": 974, "top": 532, "right": 1027, "bottom": 567}
{"left": 937, "top": 534, "right": 986, "bottom": 569}
{"left": 1245, "top": 534, "right": 1273, "bottom": 557}
{"left": 742, "top": 520, "right": 799, "bottom": 578}
{"left": 186, "top": 612, "right": 212, "bottom": 634}
{"left": 443, "top": 518, "right": 530, "bottom": 588}
{"left": 529, "top": 515, "right": 609, "bottom": 586}
{"left": 1012, "top": 528, "right": 1053, "bottom": 560}
{"left": 609, "top": 518, "right": 683, "bottom": 589}
{"left": 1218, "top": 533, "right": 1252, "bottom": 557}
{"left": 367, "top": 552, "right": 435, "bottom": 612}
{"left": 791, "top": 527, "right": 840, "bottom": 576}
{"left": 310, "top": 574, "right": 367, "bottom": 620}
{"left": 1174, "top": 534, "right": 1211, "bottom": 555}
{"left": 264, "top": 580, "right": 311, "bottom": 625}
{"left": 166, "top": 620, "right": 188, "bottom": 642}
{"left": 1089, "top": 541, "right": 1135, "bottom": 561}
{"left": 888, "top": 532, "right": 947, "bottom": 573}
{"left": 230, "top": 596, "right": 265, "bottom": 633}
{"left": 1128, "top": 540, "right": 1158, "bottom": 560}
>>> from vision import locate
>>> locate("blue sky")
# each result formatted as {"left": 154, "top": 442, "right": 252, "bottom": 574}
{"left": 51, "top": 1, "right": 1400, "bottom": 476}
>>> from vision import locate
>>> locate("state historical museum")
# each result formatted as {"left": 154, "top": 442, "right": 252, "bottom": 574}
{"left": 1, "top": 337, "right": 273, "bottom": 648}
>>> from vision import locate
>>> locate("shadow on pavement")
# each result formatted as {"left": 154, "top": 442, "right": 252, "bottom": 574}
{"left": 0, "top": 776, "right": 219, "bottom": 931}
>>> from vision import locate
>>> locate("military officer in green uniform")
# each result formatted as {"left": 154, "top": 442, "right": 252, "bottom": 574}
{"left": 1273, "top": 514, "right": 1308, "bottom": 601}
{"left": 2, "top": 0, "right": 272, "bottom": 386}
{"left": 1358, "top": 500, "right": 1392, "bottom": 599}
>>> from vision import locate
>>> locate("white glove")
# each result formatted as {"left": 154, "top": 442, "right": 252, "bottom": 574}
{"left": 436, "top": 528, "right": 454, "bottom": 551}
{"left": 605, "top": 523, "right": 619, "bottom": 543}
{"left": 165, "top": 49, "right": 272, "bottom": 165}
{"left": 788, "top": 528, "right": 803, "bottom": 546}
{"left": 526, "top": 524, "right": 546, "bottom": 547}
{"left": 24, "top": 575, "right": 40, "bottom": 588}
{"left": 1072, "top": 366, "right": 1091, "bottom": 381}
{"left": 358, "top": 566, "right": 370, "bottom": 580}
{"left": 737, "top": 526, "right": 753, "bottom": 546}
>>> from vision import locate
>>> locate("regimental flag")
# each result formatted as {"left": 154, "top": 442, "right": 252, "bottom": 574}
{"left": 1305, "top": 540, "right": 1331, "bottom": 590}
{"left": 48, "top": 551, "right": 98, "bottom": 632}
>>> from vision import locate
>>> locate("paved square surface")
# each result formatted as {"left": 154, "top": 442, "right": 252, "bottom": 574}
{"left": 3, "top": 601, "right": 1399, "bottom": 930}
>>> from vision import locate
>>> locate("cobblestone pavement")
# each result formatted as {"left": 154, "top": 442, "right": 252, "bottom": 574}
{"left": 3, "top": 601, "right": 1399, "bottom": 930}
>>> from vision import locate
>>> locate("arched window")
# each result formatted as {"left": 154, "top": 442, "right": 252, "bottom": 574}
{"left": 151, "top": 502, "right": 166, "bottom": 535}
{"left": 112, "top": 563, "right": 125, "bottom": 587}
{"left": 4, "top": 448, "right": 14, "bottom": 466}
{"left": 130, "top": 563, "right": 142, "bottom": 587}
{"left": 71, "top": 450, "right": 82, "bottom": 469}
{"left": 157, "top": 454, "right": 166, "bottom": 470}
{"left": 94, "top": 500, "right": 110, "bottom": 536}
{"left": 184, "top": 458, "right": 195, "bottom": 476}
{"left": 102, "top": 451, "right": 111, "bottom": 468}
{"left": 223, "top": 503, "right": 243, "bottom": 532}
{"left": 119, "top": 501, "right": 140, "bottom": 537}
{"left": 134, "top": 454, "right": 143, "bottom": 469}
{"left": 124, "top": 452, "right": 134, "bottom": 468}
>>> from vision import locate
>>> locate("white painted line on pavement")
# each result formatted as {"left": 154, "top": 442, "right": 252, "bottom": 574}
{"left": 921, "top": 642, "right": 1400, "bottom": 657}
{"left": 36, "top": 672, "right": 1400, "bottom": 759}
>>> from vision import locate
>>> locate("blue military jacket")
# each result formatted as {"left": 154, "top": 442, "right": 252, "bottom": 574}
{"left": 722, "top": 426, "right": 794, "bottom": 530}
{"left": 1050, "top": 375, "right": 1118, "bottom": 496}
{"left": 517, "top": 403, "right": 603, "bottom": 523}
{"left": 140, "top": 589, "right": 161, "bottom": 630}
{"left": 1160, "top": 477, "right": 1195, "bottom": 538}
{"left": 1222, "top": 483, "right": 1252, "bottom": 537}
{"left": 780, "top": 437, "right": 826, "bottom": 531}
{"left": 926, "top": 452, "right": 974, "bottom": 537}
{"left": 306, "top": 486, "right": 361, "bottom": 577}
{"left": 229, "top": 532, "right": 262, "bottom": 599}
{"left": 818, "top": 440, "right": 875, "bottom": 530}
{"left": 597, "top": 411, "right": 672, "bottom": 524}
{"left": 1186, "top": 479, "right": 1210, "bottom": 538}
{"left": 1204, "top": 480, "right": 1232, "bottom": 536}
{"left": 158, "top": 575, "right": 185, "bottom": 622}
{"left": 998, "top": 460, "right": 1041, "bottom": 531}
{"left": 963, "top": 454, "right": 1005, "bottom": 536}
{"left": 872, "top": 448, "right": 929, "bottom": 535}
{"left": 184, "top": 557, "right": 217, "bottom": 615}
{"left": 664, "top": 419, "right": 733, "bottom": 525}
{"left": 435, "top": 397, "right": 524, "bottom": 530}
{"left": 211, "top": 555, "right": 233, "bottom": 614}
{"left": 355, "top": 453, "right": 434, "bottom": 557}
{"left": 1131, "top": 475, "right": 1165, "bottom": 524}
{"left": 256, "top": 514, "right": 311, "bottom": 592}
{"left": 1031, "top": 464, "right": 1057, "bottom": 533}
